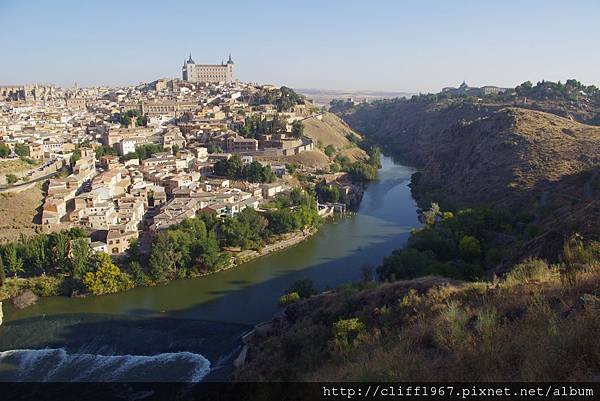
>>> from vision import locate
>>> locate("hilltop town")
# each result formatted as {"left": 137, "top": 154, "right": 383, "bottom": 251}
{"left": 0, "top": 55, "right": 377, "bottom": 299}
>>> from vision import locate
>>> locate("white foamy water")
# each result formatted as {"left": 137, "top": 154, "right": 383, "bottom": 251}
{"left": 0, "top": 348, "right": 211, "bottom": 382}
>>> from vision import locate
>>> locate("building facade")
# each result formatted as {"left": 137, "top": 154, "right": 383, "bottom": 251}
{"left": 182, "top": 54, "right": 234, "bottom": 83}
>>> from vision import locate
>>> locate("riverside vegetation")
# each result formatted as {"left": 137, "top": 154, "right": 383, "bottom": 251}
{"left": 0, "top": 188, "right": 320, "bottom": 300}
{"left": 237, "top": 80, "right": 600, "bottom": 381}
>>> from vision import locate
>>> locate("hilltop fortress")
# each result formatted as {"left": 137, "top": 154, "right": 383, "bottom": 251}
{"left": 182, "top": 53, "right": 235, "bottom": 83}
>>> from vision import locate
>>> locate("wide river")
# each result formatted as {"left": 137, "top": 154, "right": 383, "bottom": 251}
{"left": 0, "top": 156, "right": 419, "bottom": 381}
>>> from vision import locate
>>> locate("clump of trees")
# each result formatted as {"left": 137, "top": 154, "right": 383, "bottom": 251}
{"left": 0, "top": 228, "right": 133, "bottom": 296}
{"left": 237, "top": 116, "right": 303, "bottom": 139}
{"left": 377, "top": 205, "right": 534, "bottom": 282}
{"left": 291, "top": 121, "right": 304, "bottom": 139}
{"left": 246, "top": 86, "right": 305, "bottom": 112}
{"left": 278, "top": 277, "right": 316, "bottom": 307}
{"left": 119, "top": 109, "right": 147, "bottom": 127}
{"left": 95, "top": 144, "right": 117, "bottom": 159}
{"left": 82, "top": 253, "right": 132, "bottom": 295}
{"left": 147, "top": 217, "right": 230, "bottom": 281}
{"left": 0, "top": 142, "right": 10, "bottom": 158}
{"left": 346, "top": 162, "right": 378, "bottom": 182}
{"left": 70, "top": 146, "right": 81, "bottom": 165}
{"left": 346, "top": 147, "right": 381, "bottom": 182}
{"left": 144, "top": 190, "right": 319, "bottom": 281}
{"left": 329, "top": 146, "right": 380, "bottom": 183}
{"left": 238, "top": 114, "right": 286, "bottom": 139}
{"left": 345, "top": 132, "right": 361, "bottom": 145}
{"left": 5, "top": 173, "right": 18, "bottom": 185}
{"left": 14, "top": 143, "right": 29, "bottom": 157}
{"left": 207, "top": 141, "right": 223, "bottom": 154}
{"left": 0, "top": 228, "right": 89, "bottom": 279}
{"left": 285, "top": 278, "right": 316, "bottom": 298}
{"left": 121, "top": 143, "right": 164, "bottom": 162}
{"left": 214, "top": 154, "right": 275, "bottom": 183}
{"left": 316, "top": 182, "right": 340, "bottom": 203}
{"left": 263, "top": 189, "right": 320, "bottom": 235}
{"left": 514, "top": 79, "right": 600, "bottom": 102}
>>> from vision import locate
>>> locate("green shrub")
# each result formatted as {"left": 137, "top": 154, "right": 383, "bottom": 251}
{"left": 278, "top": 292, "right": 301, "bottom": 307}
{"left": 459, "top": 235, "right": 481, "bottom": 260}
{"left": 286, "top": 278, "right": 317, "bottom": 298}
{"left": 83, "top": 253, "right": 133, "bottom": 295}
{"left": 332, "top": 318, "right": 365, "bottom": 350}
{"left": 127, "top": 261, "right": 151, "bottom": 286}
{"left": 0, "top": 276, "right": 63, "bottom": 300}
{"left": 475, "top": 307, "right": 498, "bottom": 338}
{"left": 5, "top": 173, "right": 18, "bottom": 185}
{"left": 562, "top": 235, "right": 599, "bottom": 285}
{"left": 435, "top": 301, "right": 469, "bottom": 350}
{"left": 346, "top": 162, "right": 377, "bottom": 182}
{"left": 525, "top": 223, "right": 543, "bottom": 238}
{"left": 504, "top": 258, "right": 554, "bottom": 286}
{"left": 484, "top": 247, "right": 503, "bottom": 266}
{"left": 30, "top": 275, "right": 62, "bottom": 296}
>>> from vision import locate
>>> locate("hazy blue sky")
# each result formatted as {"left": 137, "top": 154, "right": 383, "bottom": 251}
{"left": 1, "top": 0, "right": 599, "bottom": 92}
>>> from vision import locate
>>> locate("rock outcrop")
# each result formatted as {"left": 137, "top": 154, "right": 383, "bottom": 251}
{"left": 12, "top": 290, "right": 38, "bottom": 309}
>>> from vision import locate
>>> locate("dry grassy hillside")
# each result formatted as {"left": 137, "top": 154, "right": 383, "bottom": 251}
{"left": 0, "top": 183, "right": 44, "bottom": 243}
{"left": 415, "top": 108, "right": 600, "bottom": 207}
{"left": 257, "top": 112, "right": 367, "bottom": 168}
{"left": 237, "top": 250, "right": 600, "bottom": 381}
{"left": 303, "top": 113, "right": 356, "bottom": 147}
{"left": 303, "top": 112, "right": 367, "bottom": 161}
{"left": 0, "top": 159, "right": 36, "bottom": 175}
{"left": 255, "top": 150, "right": 331, "bottom": 169}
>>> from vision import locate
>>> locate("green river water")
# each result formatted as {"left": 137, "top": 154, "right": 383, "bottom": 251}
{"left": 0, "top": 156, "right": 420, "bottom": 381}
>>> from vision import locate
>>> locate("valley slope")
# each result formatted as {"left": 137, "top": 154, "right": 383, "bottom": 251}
{"left": 333, "top": 97, "right": 600, "bottom": 258}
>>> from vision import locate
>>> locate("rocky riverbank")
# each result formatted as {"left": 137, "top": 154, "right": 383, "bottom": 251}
{"left": 232, "top": 227, "right": 318, "bottom": 266}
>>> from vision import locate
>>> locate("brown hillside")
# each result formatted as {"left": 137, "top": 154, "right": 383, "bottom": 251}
{"left": 257, "top": 112, "right": 367, "bottom": 167}
{"left": 416, "top": 108, "right": 600, "bottom": 208}
{"left": 0, "top": 183, "right": 45, "bottom": 243}
{"left": 335, "top": 99, "right": 600, "bottom": 257}
{"left": 255, "top": 150, "right": 331, "bottom": 169}
{"left": 303, "top": 112, "right": 366, "bottom": 161}
{"left": 237, "top": 259, "right": 600, "bottom": 381}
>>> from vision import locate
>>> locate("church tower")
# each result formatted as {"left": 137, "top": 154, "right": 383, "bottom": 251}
{"left": 182, "top": 53, "right": 195, "bottom": 81}
{"left": 226, "top": 53, "right": 234, "bottom": 82}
